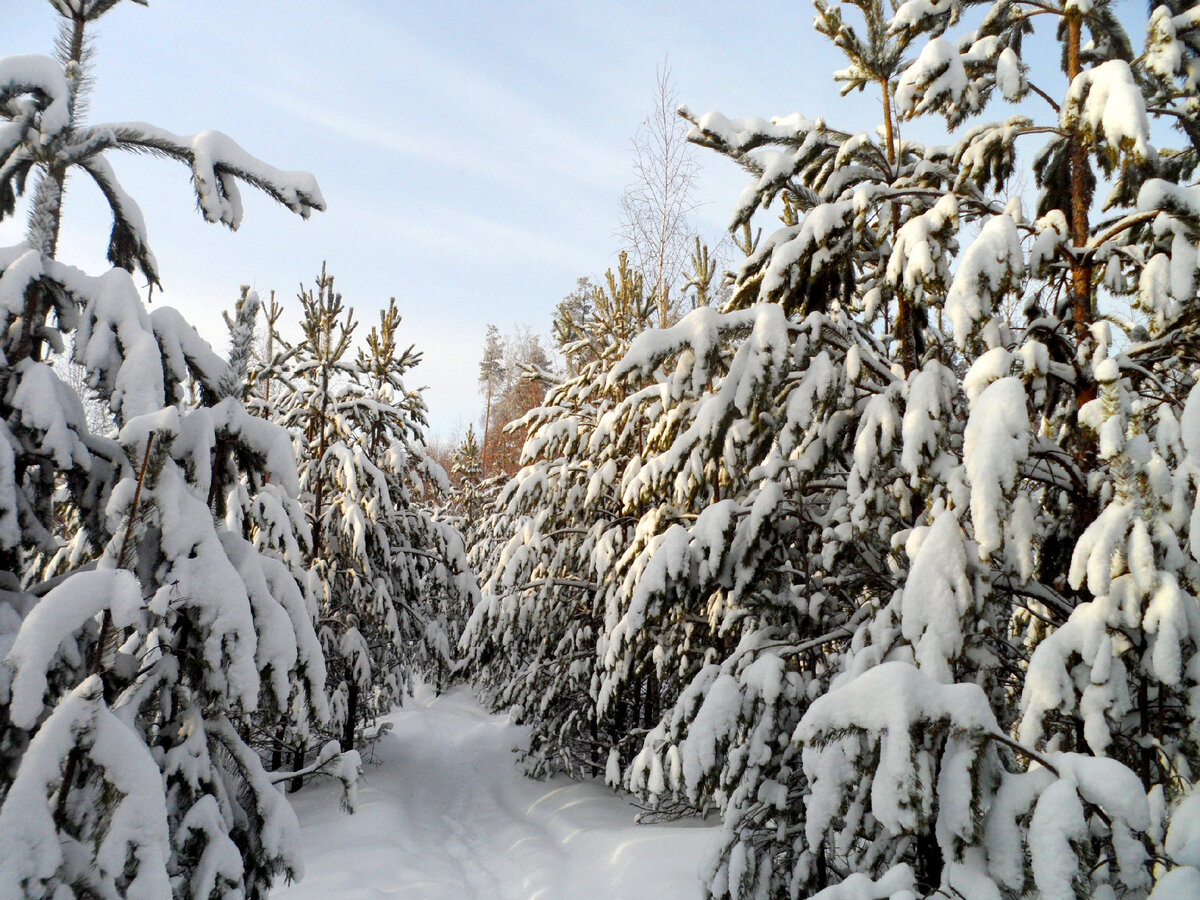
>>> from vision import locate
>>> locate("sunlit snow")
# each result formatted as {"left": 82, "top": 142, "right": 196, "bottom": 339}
{"left": 273, "top": 686, "right": 718, "bottom": 899}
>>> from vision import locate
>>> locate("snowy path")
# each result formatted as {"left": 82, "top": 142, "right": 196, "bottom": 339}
{"left": 273, "top": 686, "right": 719, "bottom": 899}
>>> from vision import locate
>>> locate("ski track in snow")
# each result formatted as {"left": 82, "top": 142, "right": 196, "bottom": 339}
{"left": 273, "top": 686, "right": 718, "bottom": 899}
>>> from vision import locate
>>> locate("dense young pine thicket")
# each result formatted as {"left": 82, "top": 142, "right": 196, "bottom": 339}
{"left": 0, "top": 2, "right": 467, "bottom": 897}
{"left": 463, "top": 0, "right": 1200, "bottom": 897}
{"left": 263, "top": 267, "right": 477, "bottom": 759}
{"left": 462, "top": 254, "right": 668, "bottom": 778}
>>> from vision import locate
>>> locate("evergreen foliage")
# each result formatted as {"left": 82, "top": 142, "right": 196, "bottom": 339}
{"left": 444, "top": 426, "right": 489, "bottom": 524}
{"left": 671, "top": 1, "right": 1200, "bottom": 895}
{"left": 0, "top": 2, "right": 330, "bottom": 895}
{"left": 462, "top": 253, "right": 671, "bottom": 779}
{"left": 10, "top": 1, "right": 1200, "bottom": 896}
{"left": 268, "top": 266, "right": 477, "bottom": 756}
{"left": 468, "top": 1, "right": 1200, "bottom": 898}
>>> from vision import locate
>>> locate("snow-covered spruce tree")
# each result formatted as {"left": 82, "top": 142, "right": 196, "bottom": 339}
{"left": 620, "top": 0, "right": 1200, "bottom": 897}
{"left": 462, "top": 253, "right": 683, "bottom": 779}
{"left": 272, "top": 267, "right": 475, "bottom": 755}
{"left": 0, "top": 2, "right": 330, "bottom": 895}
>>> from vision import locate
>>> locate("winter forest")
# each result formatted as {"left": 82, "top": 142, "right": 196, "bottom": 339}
{"left": 5, "top": 0, "right": 1200, "bottom": 897}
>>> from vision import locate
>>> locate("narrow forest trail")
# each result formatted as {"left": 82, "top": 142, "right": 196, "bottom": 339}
{"left": 273, "top": 686, "right": 719, "bottom": 899}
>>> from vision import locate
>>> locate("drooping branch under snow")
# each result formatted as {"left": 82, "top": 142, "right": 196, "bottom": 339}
{"left": 78, "top": 122, "right": 326, "bottom": 228}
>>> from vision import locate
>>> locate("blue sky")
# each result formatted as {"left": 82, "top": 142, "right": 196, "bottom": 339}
{"left": 1, "top": 1, "right": 877, "bottom": 437}
{"left": 4, "top": 0, "right": 1145, "bottom": 438}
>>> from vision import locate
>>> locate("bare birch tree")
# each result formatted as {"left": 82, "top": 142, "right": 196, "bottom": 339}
{"left": 617, "top": 61, "right": 699, "bottom": 327}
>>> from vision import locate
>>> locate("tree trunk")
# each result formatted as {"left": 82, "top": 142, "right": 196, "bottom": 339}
{"left": 880, "top": 76, "right": 917, "bottom": 374}
{"left": 271, "top": 725, "right": 285, "bottom": 772}
{"left": 15, "top": 13, "right": 84, "bottom": 367}
{"left": 309, "top": 366, "right": 331, "bottom": 559}
{"left": 880, "top": 77, "right": 897, "bottom": 168}
{"left": 915, "top": 828, "right": 944, "bottom": 891}
{"left": 288, "top": 740, "right": 306, "bottom": 793}
{"left": 481, "top": 382, "right": 493, "bottom": 475}
{"left": 1066, "top": 12, "right": 1094, "bottom": 405}
{"left": 343, "top": 681, "right": 359, "bottom": 752}
{"left": 895, "top": 297, "right": 918, "bottom": 375}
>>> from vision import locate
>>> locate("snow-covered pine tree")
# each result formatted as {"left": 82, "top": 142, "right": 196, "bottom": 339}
{"left": 0, "top": 2, "right": 330, "bottom": 894}
{"left": 437, "top": 427, "right": 499, "bottom": 652}
{"left": 447, "top": 425, "right": 486, "bottom": 524}
{"left": 550, "top": 4, "right": 978, "bottom": 895}
{"left": 890, "top": 1, "right": 1200, "bottom": 894}
{"left": 219, "top": 288, "right": 338, "bottom": 790}
{"left": 354, "top": 296, "right": 477, "bottom": 698}
{"left": 1, "top": 207, "right": 331, "bottom": 898}
{"left": 552, "top": 276, "right": 598, "bottom": 372}
{"left": 799, "top": 0, "right": 1200, "bottom": 896}
{"left": 272, "top": 267, "right": 475, "bottom": 755}
{"left": 646, "top": 0, "right": 1200, "bottom": 896}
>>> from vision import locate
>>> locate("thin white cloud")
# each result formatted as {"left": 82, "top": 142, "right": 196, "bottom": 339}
{"left": 223, "top": 8, "right": 633, "bottom": 220}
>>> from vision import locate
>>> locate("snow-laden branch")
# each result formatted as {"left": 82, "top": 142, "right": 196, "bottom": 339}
{"left": 78, "top": 122, "right": 326, "bottom": 227}
{"left": 0, "top": 55, "right": 70, "bottom": 144}
{"left": 77, "top": 154, "right": 159, "bottom": 283}
{"left": 5, "top": 569, "right": 143, "bottom": 728}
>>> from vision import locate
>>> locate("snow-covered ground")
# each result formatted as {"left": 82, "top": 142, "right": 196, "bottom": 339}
{"left": 274, "top": 686, "right": 719, "bottom": 899}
